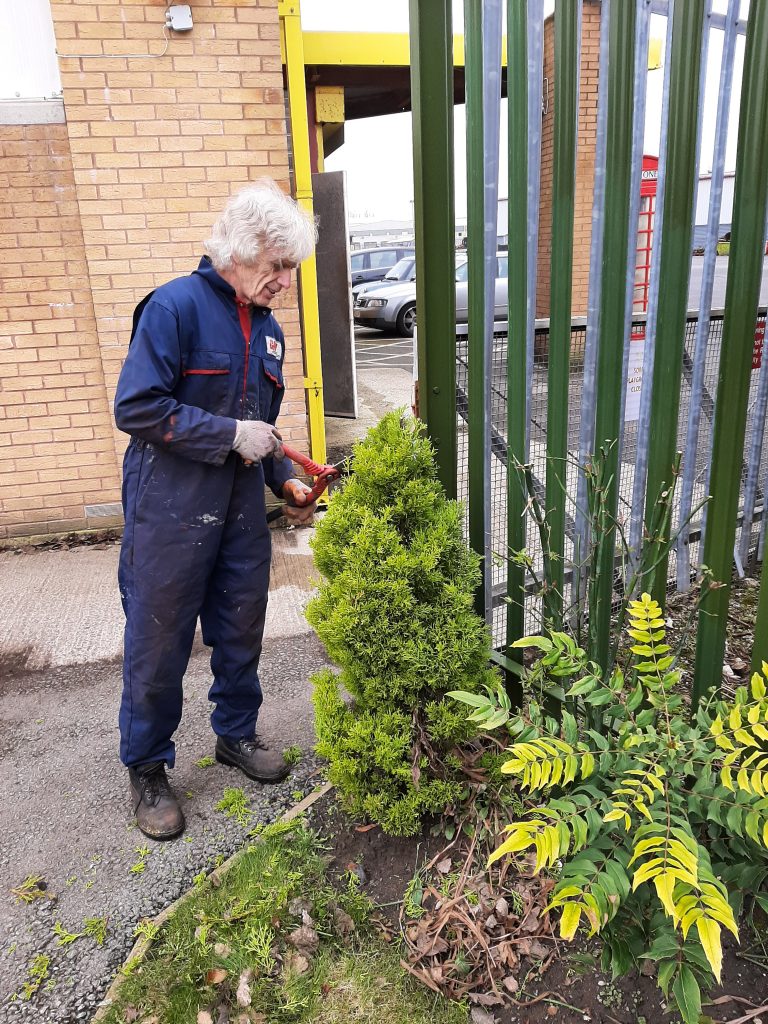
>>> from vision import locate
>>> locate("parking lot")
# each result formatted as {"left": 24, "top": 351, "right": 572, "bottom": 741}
{"left": 354, "top": 327, "right": 414, "bottom": 371}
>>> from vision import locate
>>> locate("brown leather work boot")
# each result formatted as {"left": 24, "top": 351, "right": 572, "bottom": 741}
{"left": 215, "top": 734, "right": 291, "bottom": 784}
{"left": 128, "top": 761, "right": 185, "bottom": 841}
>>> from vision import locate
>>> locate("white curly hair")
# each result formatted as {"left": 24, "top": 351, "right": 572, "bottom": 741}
{"left": 204, "top": 179, "right": 316, "bottom": 270}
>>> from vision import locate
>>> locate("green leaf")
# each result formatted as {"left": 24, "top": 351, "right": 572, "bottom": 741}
{"left": 565, "top": 676, "right": 598, "bottom": 698}
{"left": 446, "top": 690, "right": 492, "bottom": 708}
{"left": 672, "top": 964, "right": 702, "bottom": 1024}
{"left": 510, "top": 636, "right": 553, "bottom": 652}
{"left": 658, "top": 959, "right": 676, "bottom": 997}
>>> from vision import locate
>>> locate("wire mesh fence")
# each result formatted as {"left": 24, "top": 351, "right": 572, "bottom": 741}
{"left": 456, "top": 308, "right": 768, "bottom": 647}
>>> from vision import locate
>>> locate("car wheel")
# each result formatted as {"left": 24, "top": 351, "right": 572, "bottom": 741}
{"left": 396, "top": 302, "right": 416, "bottom": 337}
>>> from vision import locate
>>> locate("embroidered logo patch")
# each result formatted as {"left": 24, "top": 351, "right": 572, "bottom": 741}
{"left": 266, "top": 336, "right": 282, "bottom": 360}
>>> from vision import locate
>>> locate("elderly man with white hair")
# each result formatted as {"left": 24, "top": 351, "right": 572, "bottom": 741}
{"left": 114, "top": 179, "right": 317, "bottom": 840}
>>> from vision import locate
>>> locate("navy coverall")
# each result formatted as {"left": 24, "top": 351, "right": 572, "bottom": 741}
{"left": 114, "top": 256, "right": 295, "bottom": 769}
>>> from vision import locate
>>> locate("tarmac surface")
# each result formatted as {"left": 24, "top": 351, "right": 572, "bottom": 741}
{"left": 0, "top": 527, "right": 330, "bottom": 1023}
{"left": 0, "top": 335, "right": 410, "bottom": 1022}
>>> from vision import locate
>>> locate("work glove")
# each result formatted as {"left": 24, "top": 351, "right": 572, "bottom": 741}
{"left": 281, "top": 478, "right": 316, "bottom": 525}
{"left": 233, "top": 420, "right": 284, "bottom": 464}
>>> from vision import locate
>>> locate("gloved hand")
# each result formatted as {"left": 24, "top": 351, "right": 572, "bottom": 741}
{"left": 281, "top": 478, "right": 316, "bottom": 525}
{"left": 233, "top": 420, "right": 284, "bottom": 464}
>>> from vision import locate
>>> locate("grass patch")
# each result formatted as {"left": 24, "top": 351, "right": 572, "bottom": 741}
{"left": 100, "top": 819, "right": 466, "bottom": 1024}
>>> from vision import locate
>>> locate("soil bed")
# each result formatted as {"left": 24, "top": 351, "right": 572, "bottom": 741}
{"left": 309, "top": 778, "right": 768, "bottom": 1022}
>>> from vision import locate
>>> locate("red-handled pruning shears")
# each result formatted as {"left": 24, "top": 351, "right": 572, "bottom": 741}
{"left": 266, "top": 444, "right": 344, "bottom": 523}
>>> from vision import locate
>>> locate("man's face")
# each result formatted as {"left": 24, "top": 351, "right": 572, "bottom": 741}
{"left": 230, "top": 254, "right": 295, "bottom": 307}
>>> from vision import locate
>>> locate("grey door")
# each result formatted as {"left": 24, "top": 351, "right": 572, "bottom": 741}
{"left": 313, "top": 170, "right": 358, "bottom": 418}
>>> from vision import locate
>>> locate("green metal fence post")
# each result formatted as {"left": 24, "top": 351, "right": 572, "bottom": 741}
{"left": 465, "top": 0, "right": 486, "bottom": 603}
{"left": 693, "top": 0, "right": 768, "bottom": 702}
{"left": 506, "top": 0, "right": 528, "bottom": 655}
{"left": 643, "top": 0, "right": 705, "bottom": 604}
{"left": 591, "top": 0, "right": 636, "bottom": 671}
{"left": 409, "top": 0, "right": 457, "bottom": 499}
{"left": 544, "top": 0, "right": 580, "bottom": 627}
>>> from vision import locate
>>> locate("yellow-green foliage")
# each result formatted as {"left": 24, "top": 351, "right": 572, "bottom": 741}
{"left": 451, "top": 594, "right": 768, "bottom": 1024}
{"left": 308, "top": 413, "right": 497, "bottom": 836}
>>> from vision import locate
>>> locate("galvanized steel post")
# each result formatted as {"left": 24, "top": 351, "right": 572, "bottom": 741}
{"left": 506, "top": 0, "right": 529, "bottom": 651}
{"left": 409, "top": 0, "right": 457, "bottom": 498}
{"left": 693, "top": 0, "right": 768, "bottom": 702}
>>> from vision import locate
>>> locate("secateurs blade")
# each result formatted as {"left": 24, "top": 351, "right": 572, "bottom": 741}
{"left": 266, "top": 444, "right": 346, "bottom": 523}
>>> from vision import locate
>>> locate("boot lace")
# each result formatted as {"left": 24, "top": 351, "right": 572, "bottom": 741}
{"left": 241, "top": 735, "right": 267, "bottom": 754}
{"left": 134, "top": 762, "right": 170, "bottom": 811}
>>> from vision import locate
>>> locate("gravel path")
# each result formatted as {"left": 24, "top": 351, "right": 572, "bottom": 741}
{"left": 0, "top": 533, "right": 330, "bottom": 1023}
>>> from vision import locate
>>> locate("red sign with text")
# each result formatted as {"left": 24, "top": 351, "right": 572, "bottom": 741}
{"left": 755, "top": 322, "right": 765, "bottom": 371}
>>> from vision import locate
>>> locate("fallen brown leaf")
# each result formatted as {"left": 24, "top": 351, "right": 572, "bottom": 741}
{"left": 332, "top": 906, "right": 356, "bottom": 937}
{"left": 205, "top": 968, "right": 228, "bottom": 985}
{"left": 123, "top": 1009, "right": 140, "bottom": 1024}
{"left": 470, "top": 1007, "right": 498, "bottom": 1023}
{"left": 284, "top": 951, "right": 310, "bottom": 975}
{"left": 502, "top": 975, "right": 519, "bottom": 994}
{"left": 196, "top": 1013, "right": 214, "bottom": 1024}
{"left": 436, "top": 857, "right": 453, "bottom": 874}
{"left": 286, "top": 924, "right": 319, "bottom": 954}
{"left": 214, "top": 942, "right": 231, "bottom": 957}
{"left": 354, "top": 823, "right": 378, "bottom": 832}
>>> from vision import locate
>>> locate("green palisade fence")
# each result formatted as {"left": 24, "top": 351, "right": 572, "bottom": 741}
{"left": 408, "top": 0, "right": 768, "bottom": 708}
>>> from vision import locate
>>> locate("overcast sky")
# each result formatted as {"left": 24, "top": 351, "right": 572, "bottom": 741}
{"left": 302, "top": 0, "right": 746, "bottom": 223}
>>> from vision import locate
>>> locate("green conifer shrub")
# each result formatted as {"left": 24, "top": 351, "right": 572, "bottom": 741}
{"left": 307, "top": 412, "right": 498, "bottom": 836}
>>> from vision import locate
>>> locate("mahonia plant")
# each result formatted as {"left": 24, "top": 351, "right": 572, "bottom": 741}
{"left": 308, "top": 412, "right": 497, "bottom": 836}
{"left": 451, "top": 594, "right": 768, "bottom": 1024}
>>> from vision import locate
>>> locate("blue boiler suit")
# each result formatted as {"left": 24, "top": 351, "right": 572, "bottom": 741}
{"left": 114, "top": 256, "right": 295, "bottom": 769}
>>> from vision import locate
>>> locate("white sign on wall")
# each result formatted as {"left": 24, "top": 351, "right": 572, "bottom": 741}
{"left": 624, "top": 335, "right": 645, "bottom": 422}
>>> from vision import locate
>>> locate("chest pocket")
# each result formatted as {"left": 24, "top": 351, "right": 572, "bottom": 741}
{"left": 177, "top": 350, "right": 234, "bottom": 416}
{"left": 259, "top": 356, "right": 284, "bottom": 418}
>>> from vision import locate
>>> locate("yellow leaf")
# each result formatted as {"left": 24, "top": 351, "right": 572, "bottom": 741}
{"left": 696, "top": 917, "right": 723, "bottom": 983}
{"left": 721, "top": 765, "right": 734, "bottom": 791}
{"left": 729, "top": 706, "right": 742, "bottom": 730}
{"left": 581, "top": 752, "right": 595, "bottom": 778}
{"left": 634, "top": 799, "right": 653, "bottom": 822}
{"left": 632, "top": 857, "right": 664, "bottom": 889}
{"left": 748, "top": 704, "right": 761, "bottom": 725}
{"left": 735, "top": 728, "right": 758, "bottom": 747}
{"left": 487, "top": 830, "right": 535, "bottom": 866}
{"left": 559, "top": 902, "right": 581, "bottom": 941}
{"left": 716, "top": 734, "right": 736, "bottom": 751}
{"left": 654, "top": 873, "right": 678, "bottom": 923}
{"left": 752, "top": 671, "right": 767, "bottom": 699}
{"left": 681, "top": 907, "right": 704, "bottom": 939}
{"left": 710, "top": 715, "right": 724, "bottom": 737}
{"left": 737, "top": 767, "right": 752, "bottom": 793}
{"left": 629, "top": 837, "right": 666, "bottom": 864}
{"left": 604, "top": 809, "right": 627, "bottom": 824}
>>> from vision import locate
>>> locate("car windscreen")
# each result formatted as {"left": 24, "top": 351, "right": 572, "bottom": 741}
{"left": 383, "top": 258, "right": 415, "bottom": 281}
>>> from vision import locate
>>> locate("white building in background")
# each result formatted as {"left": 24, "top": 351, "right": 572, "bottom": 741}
{"left": 694, "top": 172, "right": 735, "bottom": 247}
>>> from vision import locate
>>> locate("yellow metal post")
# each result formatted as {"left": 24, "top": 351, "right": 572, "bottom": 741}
{"left": 279, "top": 0, "right": 327, "bottom": 467}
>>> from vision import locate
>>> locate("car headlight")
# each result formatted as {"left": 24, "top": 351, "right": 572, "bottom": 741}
{"left": 366, "top": 298, "right": 387, "bottom": 308}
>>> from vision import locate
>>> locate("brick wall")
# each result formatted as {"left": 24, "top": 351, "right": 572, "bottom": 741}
{"left": 537, "top": 1, "right": 601, "bottom": 319}
{"left": 0, "top": 0, "right": 308, "bottom": 541}
{"left": 0, "top": 122, "right": 124, "bottom": 540}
